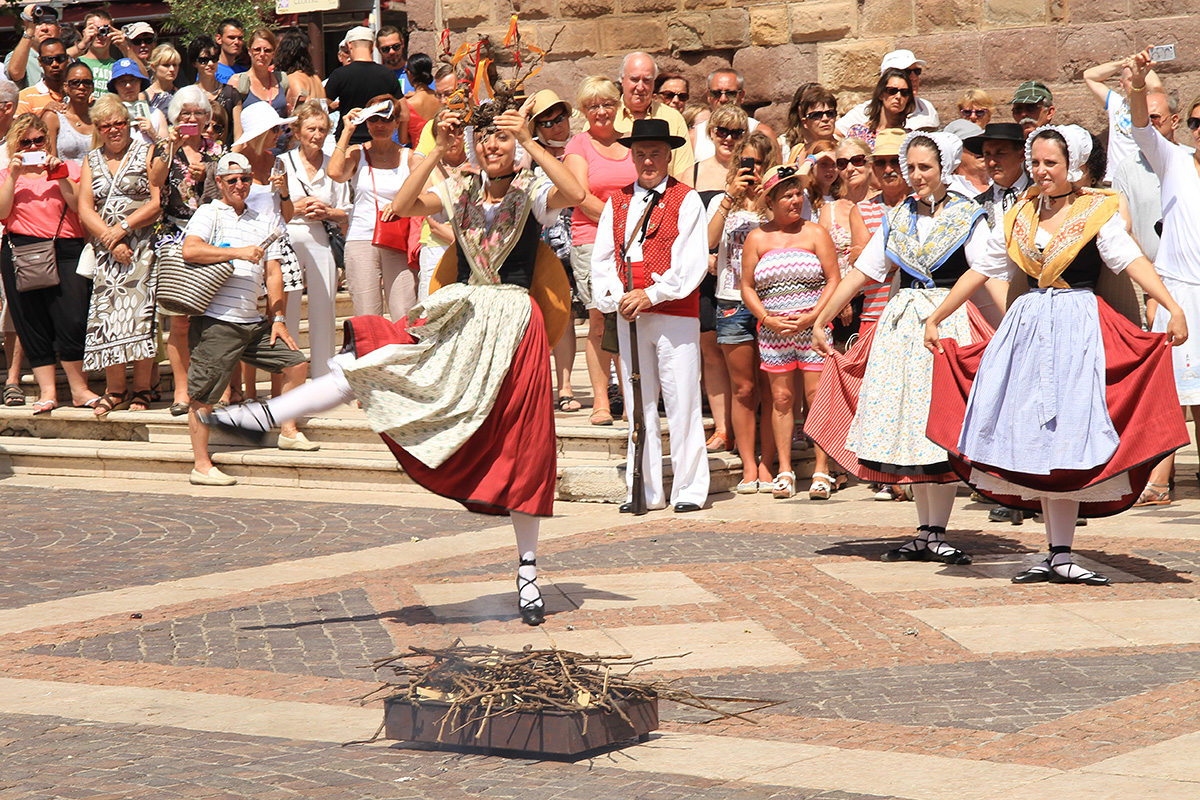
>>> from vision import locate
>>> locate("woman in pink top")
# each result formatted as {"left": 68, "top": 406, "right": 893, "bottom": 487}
{"left": 564, "top": 76, "right": 636, "bottom": 426}
{"left": 0, "top": 114, "right": 100, "bottom": 413}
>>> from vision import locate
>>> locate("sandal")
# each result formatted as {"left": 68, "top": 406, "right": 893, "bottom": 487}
{"left": 93, "top": 392, "right": 128, "bottom": 418}
{"left": 772, "top": 471, "right": 796, "bottom": 499}
{"left": 589, "top": 408, "right": 613, "bottom": 426}
{"left": 735, "top": 479, "right": 759, "bottom": 494}
{"left": 3, "top": 383, "right": 24, "bottom": 406}
{"left": 705, "top": 432, "right": 728, "bottom": 452}
{"left": 128, "top": 390, "right": 154, "bottom": 412}
{"left": 148, "top": 382, "right": 162, "bottom": 403}
{"left": 555, "top": 395, "right": 582, "bottom": 412}
{"left": 1133, "top": 482, "right": 1171, "bottom": 507}
{"left": 809, "top": 471, "right": 833, "bottom": 500}
{"left": 31, "top": 399, "right": 55, "bottom": 415}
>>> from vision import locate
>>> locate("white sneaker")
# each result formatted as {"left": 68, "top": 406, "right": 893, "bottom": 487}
{"left": 190, "top": 466, "right": 237, "bottom": 486}
{"left": 278, "top": 431, "right": 320, "bottom": 451}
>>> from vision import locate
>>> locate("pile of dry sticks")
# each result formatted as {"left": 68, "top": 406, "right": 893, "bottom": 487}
{"left": 361, "top": 644, "right": 778, "bottom": 740}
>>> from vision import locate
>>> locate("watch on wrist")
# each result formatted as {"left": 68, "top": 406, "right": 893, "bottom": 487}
{"left": 279, "top": 194, "right": 290, "bottom": 201}
{"left": 272, "top": 315, "right": 286, "bottom": 323}
{"left": 119, "top": 220, "right": 130, "bottom": 232}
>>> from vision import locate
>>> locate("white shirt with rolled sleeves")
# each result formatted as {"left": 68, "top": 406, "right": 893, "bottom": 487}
{"left": 184, "top": 199, "right": 286, "bottom": 324}
{"left": 968, "top": 214, "right": 1143, "bottom": 282}
{"left": 1130, "top": 122, "right": 1200, "bottom": 284}
{"left": 589, "top": 177, "right": 711, "bottom": 510}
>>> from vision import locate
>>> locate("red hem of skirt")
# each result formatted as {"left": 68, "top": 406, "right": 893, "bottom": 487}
{"left": 926, "top": 298, "right": 1188, "bottom": 517}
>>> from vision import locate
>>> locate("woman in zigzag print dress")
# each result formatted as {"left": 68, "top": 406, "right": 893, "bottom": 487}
{"left": 805, "top": 132, "right": 1000, "bottom": 566}
{"left": 740, "top": 165, "right": 841, "bottom": 501}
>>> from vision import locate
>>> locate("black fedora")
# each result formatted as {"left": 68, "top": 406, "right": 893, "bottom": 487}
{"left": 617, "top": 118, "right": 687, "bottom": 150}
{"left": 966, "top": 122, "right": 1026, "bottom": 148}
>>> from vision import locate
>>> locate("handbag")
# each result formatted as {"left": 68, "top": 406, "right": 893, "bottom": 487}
{"left": 155, "top": 217, "right": 235, "bottom": 316}
{"left": 10, "top": 206, "right": 67, "bottom": 292}
{"left": 289, "top": 150, "right": 345, "bottom": 270}
{"left": 366, "top": 145, "right": 409, "bottom": 254}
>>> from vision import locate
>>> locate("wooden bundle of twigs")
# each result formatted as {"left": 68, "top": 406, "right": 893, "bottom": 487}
{"left": 361, "top": 644, "right": 778, "bottom": 740}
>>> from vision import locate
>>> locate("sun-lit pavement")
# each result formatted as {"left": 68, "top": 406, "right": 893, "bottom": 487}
{"left": 1, "top": 444, "right": 1199, "bottom": 799}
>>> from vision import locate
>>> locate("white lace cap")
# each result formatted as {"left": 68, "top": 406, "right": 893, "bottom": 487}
{"left": 897, "top": 130, "right": 963, "bottom": 188}
{"left": 1024, "top": 124, "right": 1091, "bottom": 183}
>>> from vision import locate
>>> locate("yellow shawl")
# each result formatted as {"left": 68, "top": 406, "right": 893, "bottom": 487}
{"left": 1004, "top": 187, "right": 1121, "bottom": 289}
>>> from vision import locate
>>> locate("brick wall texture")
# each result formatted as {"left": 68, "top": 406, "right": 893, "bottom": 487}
{"left": 407, "top": 0, "right": 1198, "bottom": 137}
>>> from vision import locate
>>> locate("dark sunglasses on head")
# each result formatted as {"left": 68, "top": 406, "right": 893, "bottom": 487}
{"left": 194, "top": 55, "right": 217, "bottom": 65}
{"left": 836, "top": 154, "right": 868, "bottom": 169}
{"left": 713, "top": 125, "right": 745, "bottom": 140}
{"left": 38, "top": 54, "right": 68, "bottom": 65}
{"left": 224, "top": 175, "right": 253, "bottom": 185}
{"left": 18, "top": 135, "right": 46, "bottom": 148}
{"left": 883, "top": 86, "right": 911, "bottom": 97}
{"left": 874, "top": 156, "right": 901, "bottom": 168}
{"left": 1187, "top": 117, "right": 1200, "bottom": 131}
{"left": 535, "top": 110, "right": 569, "bottom": 129}
{"left": 379, "top": 43, "right": 404, "bottom": 54}
{"left": 658, "top": 90, "right": 688, "bottom": 102}
{"left": 66, "top": 78, "right": 94, "bottom": 88}
{"left": 804, "top": 108, "right": 837, "bottom": 121}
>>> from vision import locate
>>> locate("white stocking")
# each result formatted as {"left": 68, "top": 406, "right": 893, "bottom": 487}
{"left": 1043, "top": 497, "right": 1095, "bottom": 580}
{"left": 211, "top": 353, "right": 355, "bottom": 432}
{"left": 511, "top": 511, "right": 542, "bottom": 609}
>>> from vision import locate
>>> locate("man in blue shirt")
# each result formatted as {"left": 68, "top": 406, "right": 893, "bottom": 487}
{"left": 215, "top": 18, "right": 247, "bottom": 84}
{"left": 375, "top": 26, "right": 412, "bottom": 94}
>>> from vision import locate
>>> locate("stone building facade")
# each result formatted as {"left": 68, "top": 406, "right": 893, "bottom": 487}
{"left": 405, "top": 0, "right": 1198, "bottom": 135}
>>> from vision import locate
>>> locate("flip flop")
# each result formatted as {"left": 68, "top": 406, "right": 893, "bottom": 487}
{"left": 74, "top": 397, "right": 102, "bottom": 409}
{"left": 32, "top": 399, "right": 56, "bottom": 415}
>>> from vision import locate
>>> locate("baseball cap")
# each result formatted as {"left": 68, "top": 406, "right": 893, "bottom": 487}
{"left": 1012, "top": 81, "right": 1052, "bottom": 105}
{"left": 943, "top": 119, "right": 985, "bottom": 154}
{"left": 872, "top": 128, "right": 908, "bottom": 157}
{"left": 216, "top": 153, "right": 252, "bottom": 177}
{"left": 107, "top": 58, "right": 149, "bottom": 92}
{"left": 880, "top": 49, "right": 926, "bottom": 74}
{"left": 344, "top": 26, "right": 375, "bottom": 45}
{"left": 123, "top": 22, "right": 155, "bottom": 40}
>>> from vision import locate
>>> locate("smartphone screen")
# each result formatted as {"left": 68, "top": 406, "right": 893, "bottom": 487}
{"left": 1148, "top": 44, "right": 1176, "bottom": 62}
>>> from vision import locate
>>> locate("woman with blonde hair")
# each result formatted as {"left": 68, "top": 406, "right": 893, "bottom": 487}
{"left": 146, "top": 43, "right": 181, "bottom": 117}
{"left": 564, "top": 75, "right": 634, "bottom": 426}
{"left": 957, "top": 89, "right": 995, "bottom": 128}
{"left": 231, "top": 29, "right": 289, "bottom": 152}
{"left": 78, "top": 95, "right": 161, "bottom": 416}
{"left": 283, "top": 100, "right": 350, "bottom": 377}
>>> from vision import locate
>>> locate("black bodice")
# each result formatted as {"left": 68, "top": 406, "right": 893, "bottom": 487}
{"left": 456, "top": 213, "right": 542, "bottom": 289}
{"left": 1025, "top": 236, "right": 1105, "bottom": 290}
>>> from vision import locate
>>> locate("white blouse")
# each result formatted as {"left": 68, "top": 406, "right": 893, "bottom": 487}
{"left": 970, "top": 213, "right": 1144, "bottom": 281}
{"left": 282, "top": 149, "right": 352, "bottom": 231}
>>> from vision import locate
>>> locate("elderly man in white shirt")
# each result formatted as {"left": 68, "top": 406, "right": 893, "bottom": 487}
{"left": 591, "top": 119, "right": 711, "bottom": 513}
{"left": 183, "top": 153, "right": 314, "bottom": 487}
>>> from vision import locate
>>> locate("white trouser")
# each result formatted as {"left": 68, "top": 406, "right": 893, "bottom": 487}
{"left": 417, "top": 242, "right": 449, "bottom": 303}
{"left": 616, "top": 312, "right": 709, "bottom": 508}
{"left": 286, "top": 222, "right": 340, "bottom": 378}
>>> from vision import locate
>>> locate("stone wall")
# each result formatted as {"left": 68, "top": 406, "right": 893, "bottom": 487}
{"left": 405, "top": 0, "right": 1199, "bottom": 135}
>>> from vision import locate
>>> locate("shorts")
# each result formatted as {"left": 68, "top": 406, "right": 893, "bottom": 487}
{"left": 569, "top": 243, "right": 595, "bottom": 310}
{"left": 699, "top": 273, "right": 717, "bottom": 333}
{"left": 715, "top": 300, "right": 756, "bottom": 345}
{"left": 187, "top": 316, "right": 308, "bottom": 405}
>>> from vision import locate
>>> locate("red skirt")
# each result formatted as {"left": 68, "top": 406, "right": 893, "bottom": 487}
{"left": 926, "top": 299, "right": 1188, "bottom": 516}
{"left": 805, "top": 302, "right": 993, "bottom": 485}
{"left": 346, "top": 300, "right": 557, "bottom": 517}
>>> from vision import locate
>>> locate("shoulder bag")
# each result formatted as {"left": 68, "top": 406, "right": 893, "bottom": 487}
{"left": 366, "top": 145, "right": 409, "bottom": 254}
{"left": 156, "top": 212, "right": 235, "bottom": 316}
{"left": 9, "top": 205, "right": 68, "bottom": 292}
{"left": 289, "top": 149, "right": 345, "bottom": 271}
{"left": 78, "top": 145, "right": 138, "bottom": 279}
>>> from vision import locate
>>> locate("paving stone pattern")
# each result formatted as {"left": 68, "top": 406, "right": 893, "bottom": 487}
{"left": 672, "top": 651, "right": 1200, "bottom": 732}
{"left": 0, "top": 486, "right": 488, "bottom": 609}
{"left": 0, "top": 712, "right": 896, "bottom": 800}
{"left": 23, "top": 589, "right": 399, "bottom": 683}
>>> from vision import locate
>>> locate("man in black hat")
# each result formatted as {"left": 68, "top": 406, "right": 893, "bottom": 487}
{"left": 968, "top": 122, "right": 1031, "bottom": 229}
{"left": 591, "top": 119, "right": 711, "bottom": 513}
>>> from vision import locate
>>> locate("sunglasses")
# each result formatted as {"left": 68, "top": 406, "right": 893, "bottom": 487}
{"left": 206, "top": 124, "right": 226, "bottom": 134}
{"left": 1187, "top": 117, "right": 1200, "bottom": 131}
{"left": 132, "top": 35, "right": 156, "bottom": 45}
{"left": 379, "top": 43, "right": 404, "bottom": 54}
{"left": 874, "top": 156, "right": 901, "bottom": 168}
{"left": 66, "top": 78, "right": 94, "bottom": 88}
{"left": 960, "top": 108, "right": 988, "bottom": 119}
{"left": 39, "top": 54, "right": 68, "bottom": 65}
{"left": 883, "top": 87, "right": 911, "bottom": 97}
{"left": 535, "top": 110, "right": 569, "bottom": 129}
{"left": 709, "top": 88, "right": 738, "bottom": 99}
{"left": 585, "top": 100, "right": 617, "bottom": 112}
{"left": 906, "top": 67, "right": 923, "bottom": 76}
{"left": 18, "top": 135, "right": 46, "bottom": 148}
{"left": 97, "top": 120, "right": 129, "bottom": 132}
{"left": 658, "top": 90, "right": 688, "bottom": 102}
{"left": 250, "top": 46, "right": 274, "bottom": 55}
{"left": 223, "top": 175, "right": 253, "bottom": 185}
{"left": 804, "top": 109, "right": 837, "bottom": 121}
{"left": 194, "top": 55, "right": 216, "bottom": 65}
{"left": 713, "top": 125, "right": 745, "bottom": 140}
{"left": 836, "top": 154, "right": 868, "bottom": 169}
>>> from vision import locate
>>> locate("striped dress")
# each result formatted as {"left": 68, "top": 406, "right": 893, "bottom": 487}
{"left": 857, "top": 198, "right": 892, "bottom": 323}
{"left": 754, "top": 248, "right": 827, "bottom": 373}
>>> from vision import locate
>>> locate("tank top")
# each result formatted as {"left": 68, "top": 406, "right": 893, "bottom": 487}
{"left": 347, "top": 146, "right": 410, "bottom": 242}
{"left": 754, "top": 248, "right": 826, "bottom": 315}
{"left": 54, "top": 111, "right": 92, "bottom": 164}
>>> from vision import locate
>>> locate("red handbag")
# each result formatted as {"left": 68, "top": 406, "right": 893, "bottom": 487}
{"left": 366, "top": 146, "right": 409, "bottom": 254}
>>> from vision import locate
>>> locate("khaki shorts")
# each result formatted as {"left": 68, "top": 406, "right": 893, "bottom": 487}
{"left": 187, "top": 316, "right": 307, "bottom": 405}
{"left": 569, "top": 243, "right": 596, "bottom": 311}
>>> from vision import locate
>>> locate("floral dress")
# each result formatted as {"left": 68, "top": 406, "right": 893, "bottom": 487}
{"left": 83, "top": 142, "right": 158, "bottom": 371}
{"left": 157, "top": 138, "right": 222, "bottom": 246}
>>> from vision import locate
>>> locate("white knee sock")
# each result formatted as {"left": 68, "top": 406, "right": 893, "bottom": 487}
{"left": 924, "top": 483, "right": 958, "bottom": 529}
{"left": 512, "top": 511, "right": 542, "bottom": 609}
{"left": 214, "top": 353, "right": 354, "bottom": 432}
{"left": 1043, "top": 497, "right": 1096, "bottom": 579}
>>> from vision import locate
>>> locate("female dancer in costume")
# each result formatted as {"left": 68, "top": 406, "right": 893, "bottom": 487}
{"left": 923, "top": 125, "right": 1189, "bottom": 585}
{"left": 805, "top": 132, "right": 999, "bottom": 564}
{"left": 206, "top": 97, "right": 586, "bottom": 625}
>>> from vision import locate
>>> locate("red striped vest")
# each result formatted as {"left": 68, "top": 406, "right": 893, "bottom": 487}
{"left": 611, "top": 178, "right": 699, "bottom": 318}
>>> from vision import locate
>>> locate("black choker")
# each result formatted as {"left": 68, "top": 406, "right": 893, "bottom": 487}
{"left": 488, "top": 171, "right": 518, "bottom": 182}
{"left": 1046, "top": 189, "right": 1074, "bottom": 200}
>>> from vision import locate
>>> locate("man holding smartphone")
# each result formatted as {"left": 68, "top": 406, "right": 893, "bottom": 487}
{"left": 182, "top": 153, "right": 315, "bottom": 487}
